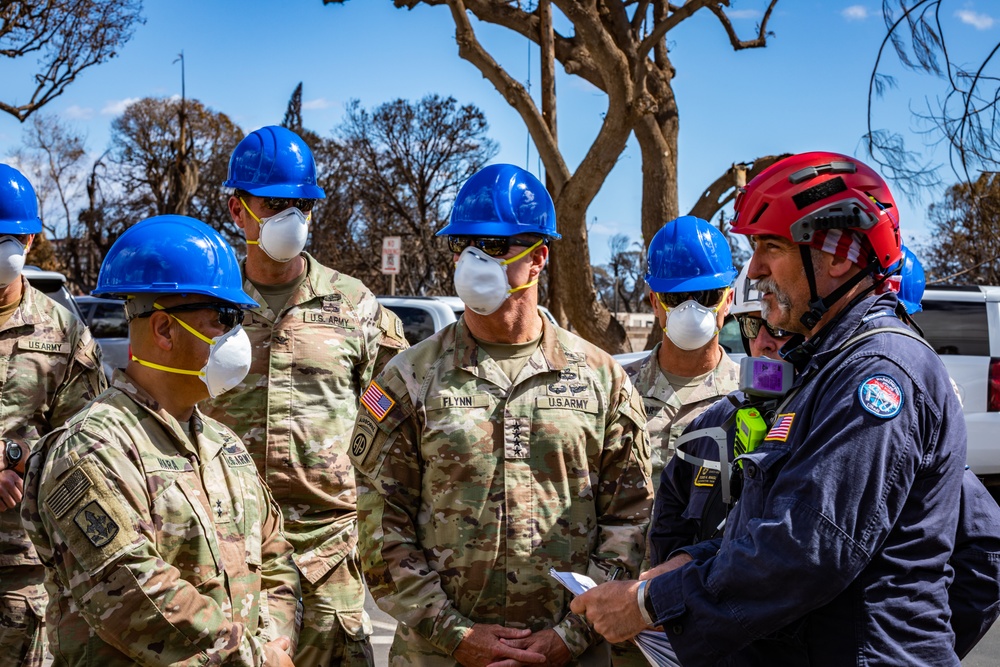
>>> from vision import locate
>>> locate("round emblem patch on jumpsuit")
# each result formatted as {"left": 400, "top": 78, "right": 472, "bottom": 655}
{"left": 858, "top": 374, "right": 904, "bottom": 418}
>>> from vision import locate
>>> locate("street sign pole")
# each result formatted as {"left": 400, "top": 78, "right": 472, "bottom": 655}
{"left": 381, "top": 236, "right": 402, "bottom": 295}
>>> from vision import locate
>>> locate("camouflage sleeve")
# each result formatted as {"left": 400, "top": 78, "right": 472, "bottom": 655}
{"left": 356, "top": 291, "right": 408, "bottom": 391}
{"left": 256, "top": 482, "right": 301, "bottom": 651}
{"left": 34, "top": 434, "right": 277, "bottom": 666}
{"left": 348, "top": 371, "right": 472, "bottom": 656}
{"left": 555, "top": 378, "right": 653, "bottom": 654}
{"left": 50, "top": 325, "right": 107, "bottom": 427}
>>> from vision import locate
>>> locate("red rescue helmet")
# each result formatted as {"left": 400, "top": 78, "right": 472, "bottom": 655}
{"left": 731, "top": 152, "right": 901, "bottom": 271}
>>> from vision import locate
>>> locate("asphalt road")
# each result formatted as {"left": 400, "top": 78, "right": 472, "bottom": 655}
{"left": 366, "top": 590, "right": 1000, "bottom": 665}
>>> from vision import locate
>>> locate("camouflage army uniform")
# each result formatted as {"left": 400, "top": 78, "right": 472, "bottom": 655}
{"left": 202, "top": 252, "right": 406, "bottom": 667}
{"left": 349, "top": 317, "right": 652, "bottom": 665}
{"left": 19, "top": 370, "right": 301, "bottom": 666}
{"left": 0, "top": 280, "right": 105, "bottom": 667}
{"left": 622, "top": 343, "right": 739, "bottom": 493}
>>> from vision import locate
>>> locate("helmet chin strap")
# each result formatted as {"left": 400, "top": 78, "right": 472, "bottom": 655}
{"left": 797, "top": 245, "right": 880, "bottom": 330}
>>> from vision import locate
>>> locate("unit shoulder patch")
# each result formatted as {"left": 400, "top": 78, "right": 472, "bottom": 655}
{"left": 858, "top": 374, "right": 904, "bottom": 419}
{"left": 74, "top": 501, "right": 119, "bottom": 547}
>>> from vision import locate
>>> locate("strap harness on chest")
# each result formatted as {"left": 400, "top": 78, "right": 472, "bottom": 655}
{"left": 672, "top": 325, "right": 932, "bottom": 506}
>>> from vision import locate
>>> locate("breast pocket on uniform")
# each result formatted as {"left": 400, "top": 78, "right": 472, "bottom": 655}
{"left": 149, "top": 472, "right": 223, "bottom": 588}
{"left": 736, "top": 444, "right": 792, "bottom": 520}
{"left": 424, "top": 393, "right": 497, "bottom": 463}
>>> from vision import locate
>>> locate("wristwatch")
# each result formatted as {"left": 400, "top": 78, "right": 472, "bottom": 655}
{"left": 3, "top": 438, "right": 23, "bottom": 471}
{"left": 637, "top": 580, "right": 657, "bottom": 625}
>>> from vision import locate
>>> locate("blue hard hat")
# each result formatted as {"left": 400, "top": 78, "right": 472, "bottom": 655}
{"left": 224, "top": 125, "right": 326, "bottom": 199}
{"left": 0, "top": 164, "right": 43, "bottom": 235}
{"left": 93, "top": 215, "right": 257, "bottom": 308}
{"left": 645, "top": 216, "right": 737, "bottom": 293}
{"left": 437, "top": 163, "right": 560, "bottom": 239}
{"left": 895, "top": 245, "right": 925, "bottom": 314}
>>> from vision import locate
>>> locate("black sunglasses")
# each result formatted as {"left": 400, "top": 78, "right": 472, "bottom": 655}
{"left": 657, "top": 288, "right": 727, "bottom": 309}
{"left": 447, "top": 236, "right": 542, "bottom": 258}
{"left": 262, "top": 197, "right": 317, "bottom": 213}
{"left": 737, "top": 314, "right": 792, "bottom": 340}
{"left": 134, "top": 303, "right": 245, "bottom": 330}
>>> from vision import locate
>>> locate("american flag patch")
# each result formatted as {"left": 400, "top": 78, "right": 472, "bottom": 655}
{"left": 764, "top": 413, "right": 795, "bottom": 442}
{"left": 361, "top": 381, "right": 395, "bottom": 421}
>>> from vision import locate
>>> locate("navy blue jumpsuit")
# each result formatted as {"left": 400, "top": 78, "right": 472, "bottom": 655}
{"left": 646, "top": 294, "right": 967, "bottom": 666}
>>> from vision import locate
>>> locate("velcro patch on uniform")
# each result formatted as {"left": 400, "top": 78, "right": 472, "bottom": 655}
{"left": 361, "top": 381, "right": 396, "bottom": 421}
{"left": 694, "top": 467, "right": 720, "bottom": 488}
{"left": 350, "top": 412, "right": 378, "bottom": 464}
{"left": 50, "top": 458, "right": 140, "bottom": 575}
{"left": 426, "top": 394, "right": 490, "bottom": 410}
{"left": 223, "top": 441, "right": 255, "bottom": 468}
{"left": 535, "top": 395, "right": 598, "bottom": 414}
{"left": 858, "top": 374, "right": 904, "bottom": 419}
{"left": 45, "top": 467, "right": 93, "bottom": 518}
{"left": 303, "top": 311, "right": 355, "bottom": 328}
{"left": 18, "top": 339, "right": 70, "bottom": 354}
{"left": 144, "top": 455, "right": 189, "bottom": 472}
{"left": 349, "top": 410, "right": 395, "bottom": 477}
{"left": 764, "top": 413, "right": 795, "bottom": 442}
{"left": 379, "top": 307, "right": 407, "bottom": 344}
{"left": 74, "top": 501, "right": 120, "bottom": 547}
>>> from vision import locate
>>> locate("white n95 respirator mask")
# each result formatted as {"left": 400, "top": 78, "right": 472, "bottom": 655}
{"left": 0, "top": 236, "right": 28, "bottom": 288}
{"left": 659, "top": 288, "right": 730, "bottom": 351}
{"left": 453, "top": 239, "right": 543, "bottom": 316}
{"left": 240, "top": 197, "right": 310, "bottom": 263}
{"left": 130, "top": 307, "right": 252, "bottom": 398}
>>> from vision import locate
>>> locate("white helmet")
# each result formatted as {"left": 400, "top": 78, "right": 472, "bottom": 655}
{"left": 730, "top": 263, "right": 762, "bottom": 316}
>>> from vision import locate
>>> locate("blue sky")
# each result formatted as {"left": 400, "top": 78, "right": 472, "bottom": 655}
{"left": 1, "top": 0, "right": 997, "bottom": 267}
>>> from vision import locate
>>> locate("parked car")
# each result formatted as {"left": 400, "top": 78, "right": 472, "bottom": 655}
{"left": 23, "top": 266, "right": 85, "bottom": 321}
{"left": 376, "top": 295, "right": 559, "bottom": 347}
{"left": 74, "top": 295, "right": 129, "bottom": 378}
{"left": 376, "top": 296, "right": 459, "bottom": 346}
{"left": 911, "top": 285, "right": 1000, "bottom": 480}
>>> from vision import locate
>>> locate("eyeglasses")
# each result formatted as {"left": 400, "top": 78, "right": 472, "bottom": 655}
{"left": 447, "top": 236, "right": 543, "bottom": 257}
{"left": 134, "top": 302, "right": 245, "bottom": 330}
{"left": 657, "top": 289, "right": 728, "bottom": 309}
{"left": 262, "top": 197, "right": 317, "bottom": 213}
{"left": 737, "top": 314, "right": 792, "bottom": 340}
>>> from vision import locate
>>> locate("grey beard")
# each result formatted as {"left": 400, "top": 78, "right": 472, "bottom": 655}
{"left": 756, "top": 277, "right": 793, "bottom": 322}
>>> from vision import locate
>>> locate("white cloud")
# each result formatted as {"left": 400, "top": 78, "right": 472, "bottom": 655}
{"left": 63, "top": 105, "right": 94, "bottom": 120}
{"left": 956, "top": 9, "right": 994, "bottom": 30}
{"left": 842, "top": 5, "right": 869, "bottom": 20}
{"left": 728, "top": 9, "right": 761, "bottom": 19}
{"left": 101, "top": 97, "right": 141, "bottom": 115}
{"left": 302, "top": 98, "right": 331, "bottom": 110}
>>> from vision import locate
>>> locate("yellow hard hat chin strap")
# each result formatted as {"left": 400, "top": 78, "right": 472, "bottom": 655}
{"left": 130, "top": 305, "right": 215, "bottom": 377}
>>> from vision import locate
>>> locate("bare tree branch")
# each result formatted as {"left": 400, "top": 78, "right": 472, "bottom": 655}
{"left": 687, "top": 153, "right": 791, "bottom": 221}
{"left": 0, "top": 0, "right": 144, "bottom": 121}
{"left": 704, "top": 0, "right": 778, "bottom": 50}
